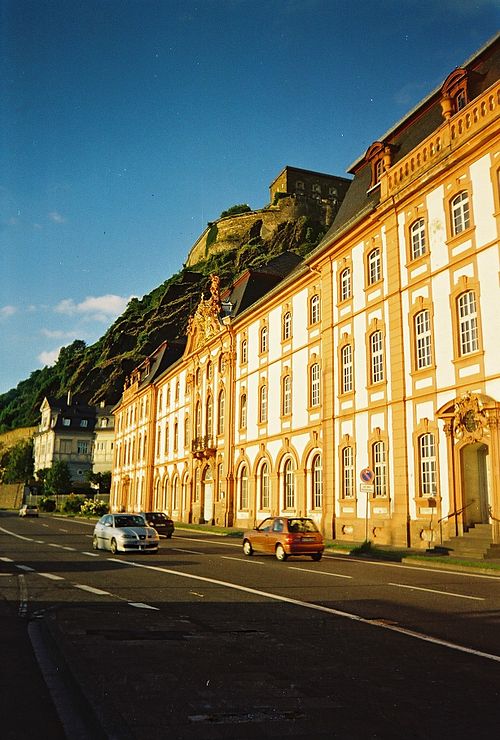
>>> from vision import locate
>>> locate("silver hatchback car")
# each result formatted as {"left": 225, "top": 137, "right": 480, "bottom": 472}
{"left": 93, "top": 513, "right": 159, "bottom": 554}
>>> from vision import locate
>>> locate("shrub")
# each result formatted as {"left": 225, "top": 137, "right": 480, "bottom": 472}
{"left": 62, "top": 493, "right": 86, "bottom": 514}
{"left": 39, "top": 497, "right": 56, "bottom": 512}
{"left": 80, "top": 498, "right": 108, "bottom": 517}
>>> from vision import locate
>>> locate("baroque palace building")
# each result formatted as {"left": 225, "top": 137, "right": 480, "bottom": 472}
{"left": 111, "top": 35, "right": 500, "bottom": 550}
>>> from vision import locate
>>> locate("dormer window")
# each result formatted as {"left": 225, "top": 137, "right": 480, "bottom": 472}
{"left": 62, "top": 418, "right": 71, "bottom": 427}
{"left": 440, "top": 68, "right": 468, "bottom": 119}
{"left": 365, "top": 142, "right": 386, "bottom": 188}
{"left": 80, "top": 419, "right": 88, "bottom": 428}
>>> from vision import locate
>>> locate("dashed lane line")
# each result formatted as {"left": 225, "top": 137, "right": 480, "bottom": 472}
{"left": 110, "top": 557, "right": 500, "bottom": 664}
{"left": 289, "top": 566, "right": 352, "bottom": 579}
{"left": 221, "top": 556, "right": 265, "bottom": 565}
{"left": 81, "top": 551, "right": 100, "bottom": 557}
{"left": 74, "top": 584, "right": 112, "bottom": 596}
{"left": 38, "top": 573, "right": 65, "bottom": 581}
{"left": 389, "top": 582, "right": 485, "bottom": 601}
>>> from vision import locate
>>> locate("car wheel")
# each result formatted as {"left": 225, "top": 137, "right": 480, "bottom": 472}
{"left": 92, "top": 535, "right": 99, "bottom": 551}
{"left": 110, "top": 538, "right": 118, "bottom": 555}
{"left": 275, "top": 544, "right": 288, "bottom": 561}
{"left": 243, "top": 539, "right": 253, "bottom": 556}
{"left": 311, "top": 552, "right": 322, "bottom": 561}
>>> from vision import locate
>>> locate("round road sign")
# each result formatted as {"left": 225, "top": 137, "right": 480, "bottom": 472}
{"left": 360, "top": 467, "right": 375, "bottom": 484}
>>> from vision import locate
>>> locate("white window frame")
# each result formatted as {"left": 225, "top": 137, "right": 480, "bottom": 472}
{"left": 340, "top": 267, "right": 351, "bottom": 301}
{"left": 310, "top": 363, "right": 320, "bottom": 407}
{"left": 410, "top": 218, "right": 426, "bottom": 260}
{"left": 415, "top": 310, "right": 432, "bottom": 369}
{"left": 458, "top": 291, "right": 479, "bottom": 355}
{"left": 373, "top": 441, "right": 387, "bottom": 497}
{"left": 419, "top": 433, "right": 437, "bottom": 497}
{"left": 283, "top": 458, "right": 294, "bottom": 510}
{"left": 451, "top": 191, "right": 470, "bottom": 235}
{"left": 370, "top": 331, "right": 384, "bottom": 384}
{"left": 312, "top": 455, "right": 322, "bottom": 509}
{"left": 368, "top": 248, "right": 381, "bottom": 285}
{"left": 260, "top": 462, "right": 270, "bottom": 509}
{"left": 310, "top": 295, "right": 320, "bottom": 325}
{"left": 341, "top": 344, "right": 353, "bottom": 393}
{"left": 282, "top": 375, "right": 291, "bottom": 416}
{"left": 342, "top": 446, "right": 354, "bottom": 498}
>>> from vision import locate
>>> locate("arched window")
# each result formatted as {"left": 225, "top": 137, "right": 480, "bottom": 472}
{"left": 310, "top": 363, "right": 320, "bottom": 407}
{"left": 342, "top": 446, "right": 354, "bottom": 498}
{"left": 282, "top": 374, "right": 291, "bottom": 416}
{"left": 283, "top": 458, "right": 295, "bottom": 509}
{"left": 193, "top": 468, "right": 200, "bottom": 503}
{"left": 240, "top": 393, "right": 247, "bottom": 429}
{"left": 457, "top": 291, "right": 478, "bottom": 355}
{"left": 341, "top": 344, "right": 353, "bottom": 393}
{"left": 419, "top": 433, "right": 437, "bottom": 497}
{"left": 451, "top": 191, "right": 470, "bottom": 235}
{"left": 241, "top": 338, "right": 248, "bottom": 364}
{"left": 282, "top": 311, "right": 292, "bottom": 340}
{"left": 368, "top": 248, "right": 381, "bottom": 285}
{"left": 164, "top": 423, "right": 169, "bottom": 455}
{"left": 175, "top": 381, "right": 180, "bottom": 402}
{"left": 309, "top": 294, "right": 320, "bottom": 324}
{"left": 340, "top": 267, "right": 351, "bottom": 301}
{"left": 218, "top": 390, "right": 225, "bottom": 435}
{"left": 239, "top": 465, "right": 249, "bottom": 510}
{"left": 410, "top": 218, "right": 426, "bottom": 260}
{"left": 206, "top": 360, "right": 213, "bottom": 380}
{"left": 206, "top": 395, "right": 213, "bottom": 437}
{"left": 184, "top": 414, "right": 190, "bottom": 448}
{"left": 260, "top": 326, "right": 268, "bottom": 353}
{"left": 260, "top": 462, "right": 270, "bottom": 509}
{"left": 195, "top": 401, "right": 202, "bottom": 438}
{"left": 312, "top": 454, "right": 322, "bottom": 509}
{"left": 372, "top": 441, "right": 387, "bottom": 497}
{"left": 173, "top": 422, "right": 178, "bottom": 452}
{"left": 259, "top": 384, "right": 268, "bottom": 423}
{"left": 217, "top": 462, "right": 224, "bottom": 501}
{"left": 172, "top": 476, "right": 179, "bottom": 510}
{"left": 415, "top": 310, "right": 432, "bottom": 369}
{"left": 370, "top": 331, "right": 384, "bottom": 384}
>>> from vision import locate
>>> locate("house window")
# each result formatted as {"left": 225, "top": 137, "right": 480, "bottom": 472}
{"left": 370, "top": 330, "right": 384, "bottom": 384}
{"left": 419, "top": 433, "right": 437, "bottom": 497}
{"left": 218, "top": 354, "right": 225, "bottom": 374}
{"left": 414, "top": 310, "right": 432, "bottom": 369}
{"left": 456, "top": 90, "right": 467, "bottom": 111}
{"left": 309, "top": 294, "right": 320, "bottom": 325}
{"left": 282, "top": 311, "right": 292, "bottom": 340}
{"left": 282, "top": 375, "right": 292, "bottom": 416}
{"left": 259, "top": 384, "right": 268, "bottom": 423}
{"left": 62, "top": 418, "right": 71, "bottom": 427}
{"left": 206, "top": 361, "right": 213, "bottom": 380}
{"left": 193, "top": 468, "right": 200, "bottom": 503}
{"left": 342, "top": 446, "right": 354, "bottom": 498}
{"left": 410, "top": 218, "right": 426, "bottom": 260}
{"left": 195, "top": 401, "right": 202, "bottom": 438}
{"left": 312, "top": 454, "right": 322, "bottom": 509}
{"left": 184, "top": 415, "right": 190, "bottom": 448}
{"left": 156, "top": 426, "right": 162, "bottom": 457}
{"left": 206, "top": 396, "right": 213, "bottom": 437}
{"left": 260, "top": 326, "right": 268, "bottom": 353}
{"left": 77, "top": 441, "right": 89, "bottom": 455}
{"left": 218, "top": 390, "right": 225, "bottom": 435}
{"left": 451, "top": 191, "right": 470, "bottom": 235}
{"left": 296, "top": 180, "right": 304, "bottom": 190}
{"left": 241, "top": 338, "right": 248, "bottom": 364}
{"left": 240, "top": 393, "right": 247, "bottom": 429}
{"left": 341, "top": 344, "right": 353, "bottom": 393}
{"left": 373, "top": 441, "right": 387, "bottom": 497}
{"left": 283, "top": 459, "right": 295, "bottom": 509}
{"left": 373, "top": 158, "right": 384, "bottom": 186}
{"left": 310, "top": 363, "right": 320, "bottom": 407}
{"left": 172, "top": 476, "right": 179, "bottom": 510}
{"left": 217, "top": 463, "right": 224, "bottom": 501}
{"left": 458, "top": 291, "right": 479, "bottom": 355}
{"left": 368, "top": 248, "right": 381, "bottom": 285}
{"left": 260, "top": 462, "right": 270, "bottom": 509}
{"left": 340, "top": 267, "right": 351, "bottom": 301}
{"left": 173, "top": 422, "right": 178, "bottom": 452}
{"left": 175, "top": 381, "right": 180, "bottom": 402}
{"left": 239, "top": 465, "right": 249, "bottom": 510}
{"left": 80, "top": 419, "right": 88, "bottom": 428}
{"left": 164, "top": 423, "right": 169, "bottom": 455}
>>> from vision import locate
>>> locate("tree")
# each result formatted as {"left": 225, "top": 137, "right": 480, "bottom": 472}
{"left": 219, "top": 204, "right": 252, "bottom": 218}
{"left": 2, "top": 439, "right": 34, "bottom": 483}
{"left": 45, "top": 461, "right": 72, "bottom": 495}
{"left": 85, "top": 470, "right": 111, "bottom": 493}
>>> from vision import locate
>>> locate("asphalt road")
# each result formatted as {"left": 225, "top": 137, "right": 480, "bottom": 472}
{"left": 1, "top": 511, "right": 500, "bottom": 739}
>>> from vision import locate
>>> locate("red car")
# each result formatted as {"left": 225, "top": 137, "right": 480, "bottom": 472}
{"left": 243, "top": 517, "right": 324, "bottom": 561}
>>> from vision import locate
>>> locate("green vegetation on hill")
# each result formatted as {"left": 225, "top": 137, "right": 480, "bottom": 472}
{"left": 0, "top": 209, "right": 328, "bottom": 432}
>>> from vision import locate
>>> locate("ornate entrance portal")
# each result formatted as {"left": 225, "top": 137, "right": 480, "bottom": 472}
{"left": 439, "top": 392, "right": 500, "bottom": 541}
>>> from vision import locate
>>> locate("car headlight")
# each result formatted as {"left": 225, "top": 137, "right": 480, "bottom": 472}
{"left": 120, "top": 534, "right": 136, "bottom": 540}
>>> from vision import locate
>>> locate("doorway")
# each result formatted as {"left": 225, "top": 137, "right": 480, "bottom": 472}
{"left": 461, "top": 443, "right": 489, "bottom": 527}
{"left": 203, "top": 467, "right": 213, "bottom": 524}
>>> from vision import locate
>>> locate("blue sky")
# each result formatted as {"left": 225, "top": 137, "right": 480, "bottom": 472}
{"left": 1, "top": 0, "right": 498, "bottom": 394}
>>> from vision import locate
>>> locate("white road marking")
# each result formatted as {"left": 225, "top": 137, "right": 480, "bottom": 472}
{"left": 222, "top": 556, "right": 264, "bottom": 565}
{"left": 173, "top": 548, "right": 201, "bottom": 555}
{"left": 0, "top": 527, "right": 34, "bottom": 542}
{"left": 289, "top": 566, "right": 352, "bottom": 579}
{"left": 111, "top": 558, "right": 500, "bottom": 663}
{"left": 74, "top": 584, "right": 111, "bottom": 596}
{"left": 60, "top": 546, "right": 76, "bottom": 551}
{"left": 189, "top": 591, "right": 205, "bottom": 598}
{"left": 48, "top": 543, "right": 66, "bottom": 549}
{"left": 388, "top": 582, "right": 485, "bottom": 601}
{"left": 81, "top": 551, "right": 100, "bottom": 557}
{"left": 0, "top": 573, "right": 12, "bottom": 577}
{"left": 18, "top": 574, "right": 28, "bottom": 617}
{"left": 59, "top": 528, "right": 69, "bottom": 533}
{"left": 0, "top": 557, "right": 14, "bottom": 563}
{"left": 327, "top": 554, "right": 500, "bottom": 580}
{"left": 39, "top": 573, "right": 65, "bottom": 581}
{"left": 16, "top": 564, "right": 35, "bottom": 572}
{"left": 34, "top": 540, "right": 45, "bottom": 544}
{"left": 128, "top": 602, "right": 160, "bottom": 610}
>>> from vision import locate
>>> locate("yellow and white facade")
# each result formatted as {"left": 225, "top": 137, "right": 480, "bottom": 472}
{"left": 111, "top": 36, "right": 500, "bottom": 550}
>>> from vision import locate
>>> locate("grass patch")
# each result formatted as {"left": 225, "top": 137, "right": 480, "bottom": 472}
{"left": 175, "top": 522, "right": 244, "bottom": 538}
{"left": 406, "top": 554, "right": 500, "bottom": 571}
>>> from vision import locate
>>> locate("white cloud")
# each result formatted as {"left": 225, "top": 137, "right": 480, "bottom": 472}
{"left": 38, "top": 347, "right": 62, "bottom": 366}
{"left": 54, "top": 294, "right": 133, "bottom": 322}
{"left": 41, "top": 328, "right": 88, "bottom": 339}
{"left": 48, "top": 211, "right": 66, "bottom": 223}
{"left": 0, "top": 305, "right": 17, "bottom": 320}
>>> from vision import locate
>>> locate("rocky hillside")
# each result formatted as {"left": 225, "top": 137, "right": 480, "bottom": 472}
{"left": 0, "top": 200, "right": 333, "bottom": 432}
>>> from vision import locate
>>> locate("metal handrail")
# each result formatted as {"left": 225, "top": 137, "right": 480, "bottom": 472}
{"left": 438, "top": 500, "right": 475, "bottom": 544}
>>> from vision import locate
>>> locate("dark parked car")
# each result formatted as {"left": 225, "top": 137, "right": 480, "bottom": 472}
{"left": 243, "top": 516, "right": 324, "bottom": 561}
{"left": 141, "top": 512, "right": 175, "bottom": 538}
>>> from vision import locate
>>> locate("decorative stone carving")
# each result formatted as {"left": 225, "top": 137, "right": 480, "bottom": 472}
{"left": 187, "top": 275, "right": 222, "bottom": 347}
{"left": 453, "top": 391, "right": 488, "bottom": 443}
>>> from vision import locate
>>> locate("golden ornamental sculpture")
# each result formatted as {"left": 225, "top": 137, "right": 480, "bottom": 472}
{"left": 187, "top": 275, "right": 222, "bottom": 347}
{"left": 453, "top": 391, "right": 488, "bottom": 443}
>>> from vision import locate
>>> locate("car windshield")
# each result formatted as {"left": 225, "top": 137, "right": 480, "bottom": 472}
{"left": 115, "top": 515, "right": 146, "bottom": 528}
{"left": 286, "top": 518, "right": 318, "bottom": 533}
{"left": 148, "top": 513, "right": 166, "bottom": 521}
